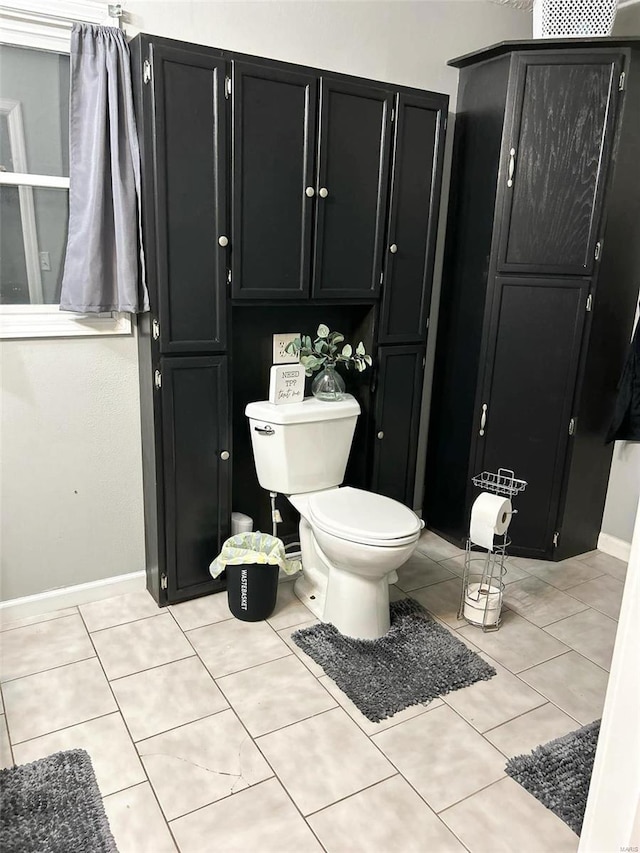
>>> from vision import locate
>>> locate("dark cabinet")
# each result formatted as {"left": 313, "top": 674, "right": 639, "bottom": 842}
{"left": 132, "top": 32, "right": 448, "bottom": 604}
{"left": 133, "top": 37, "right": 231, "bottom": 605}
{"left": 231, "top": 62, "right": 317, "bottom": 299}
{"left": 426, "top": 40, "right": 640, "bottom": 560}
{"left": 312, "top": 79, "right": 393, "bottom": 299}
{"left": 496, "top": 53, "right": 622, "bottom": 276}
{"left": 232, "top": 67, "right": 392, "bottom": 300}
{"left": 369, "top": 92, "right": 446, "bottom": 508}
{"left": 371, "top": 346, "right": 425, "bottom": 507}
{"left": 379, "top": 93, "right": 447, "bottom": 343}
{"left": 162, "top": 357, "right": 231, "bottom": 602}
{"left": 474, "top": 278, "right": 589, "bottom": 555}
{"left": 149, "top": 43, "right": 228, "bottom": 352}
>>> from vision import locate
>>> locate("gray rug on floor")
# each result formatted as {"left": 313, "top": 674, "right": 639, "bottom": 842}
{"left": 506, "top": 719, "right": 600, "bottom": 835}
{"left": 0, "top": 748, "right": 118, "bottom": 853}
{"left": 292, "top": 598, "right": 496, "bottom": 722}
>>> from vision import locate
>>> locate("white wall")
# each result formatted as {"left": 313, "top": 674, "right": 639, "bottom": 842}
{"left": 1, "top": 0, "right": 533, "bottom": 602}
{"left": 602, "top": 443, "right": 640, "bottom": 550}
{"left": 124, "top": 0, "right": 531, "bottom": 108}
{"left": 0, "top": 334, "right": 144, "bottom": 600}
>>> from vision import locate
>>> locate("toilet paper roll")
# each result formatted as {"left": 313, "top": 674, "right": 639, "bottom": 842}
{"left": 469, "top": 493, "right": 512, "bottom": 551}
{"left": 463, "top": 582, "right": 502, "bottom": 626}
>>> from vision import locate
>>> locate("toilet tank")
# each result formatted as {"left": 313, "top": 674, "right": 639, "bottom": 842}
{"left": 245, "top": 395, "right": 360, "bottom": 494}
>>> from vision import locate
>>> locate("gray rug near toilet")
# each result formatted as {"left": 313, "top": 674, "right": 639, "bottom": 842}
{"left": 0, "top": 748, "right": 118, "bottom": 853}
{"left": 506, "top": 719, "right": 600, "bottom": 835}
{"left": 292, "top": 598, "right": 496, "bottom": 722}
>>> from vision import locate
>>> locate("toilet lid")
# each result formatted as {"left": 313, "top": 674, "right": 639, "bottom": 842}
{"left": 308, "top": 487, "right": 423, "bottom": 546}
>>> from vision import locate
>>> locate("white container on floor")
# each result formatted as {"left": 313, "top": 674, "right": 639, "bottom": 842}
{"left": 231, "top": 512, "right": 253, "bottom": 536}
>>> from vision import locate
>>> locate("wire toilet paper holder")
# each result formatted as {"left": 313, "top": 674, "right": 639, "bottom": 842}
{"left": 458, "top": 469, "right": 528, "bottom": 632}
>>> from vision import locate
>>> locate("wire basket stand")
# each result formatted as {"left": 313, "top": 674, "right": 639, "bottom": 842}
{"left": 458, "top": 469, "right": 527, "bottom": 632}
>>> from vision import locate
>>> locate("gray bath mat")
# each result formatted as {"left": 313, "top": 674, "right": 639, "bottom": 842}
{"left": 506, "top": 719, "right": 600, "bottom": 835}
{"left": 292, "top": 597, "right": 496, "bottom": 722}
{"left": 0, "top": 748, "right": 118, "bottom": 853}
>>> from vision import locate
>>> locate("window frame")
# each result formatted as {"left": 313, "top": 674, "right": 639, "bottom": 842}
{"left": 0, "top": 0, "right": 132, "bottom": 340}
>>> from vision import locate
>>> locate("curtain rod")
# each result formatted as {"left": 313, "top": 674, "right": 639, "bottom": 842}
{"left": 0, "top": 4, "right": 123, "bottom": 27}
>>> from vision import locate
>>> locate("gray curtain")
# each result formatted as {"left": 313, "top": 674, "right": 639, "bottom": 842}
{"left": 60, "top": 23, "right": 148, "bottom": 313}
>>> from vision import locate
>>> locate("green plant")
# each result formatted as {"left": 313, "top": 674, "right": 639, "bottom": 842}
{"left": 285, "top": 324, "right": 373, "bottom": 377}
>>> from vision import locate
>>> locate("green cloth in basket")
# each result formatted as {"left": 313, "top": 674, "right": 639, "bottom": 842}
{"left": 210, "top": 532, "right": 301, "bottom": 579}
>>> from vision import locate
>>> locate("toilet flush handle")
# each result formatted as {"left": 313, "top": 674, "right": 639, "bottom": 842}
{"left": 254, "top": 425, "right": 275, "bottom": 436}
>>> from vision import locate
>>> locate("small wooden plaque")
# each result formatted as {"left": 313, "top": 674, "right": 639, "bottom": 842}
{"left": 268, "top": 364, "right": 305, "bottom": 405}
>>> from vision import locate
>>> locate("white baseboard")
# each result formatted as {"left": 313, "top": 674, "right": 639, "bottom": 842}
{"left": 0, "top": 570, "right": 147, "bottom": 623}
{"left": 598, "top": 532, "right": 632, "bottom": 563}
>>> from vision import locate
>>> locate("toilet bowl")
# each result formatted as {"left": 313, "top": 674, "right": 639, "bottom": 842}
{"left": 287, "top": 485, "right": 423, "bottom": 639}
{"left": 298, "top": 487, "right": 422, "bottom": 638}
{"left": 245, "top": 395, "right": 424, "bottom": 639}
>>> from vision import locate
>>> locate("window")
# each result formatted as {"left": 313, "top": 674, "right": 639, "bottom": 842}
{"left": 0, "top": 1, "right": 130, "bottom": 338}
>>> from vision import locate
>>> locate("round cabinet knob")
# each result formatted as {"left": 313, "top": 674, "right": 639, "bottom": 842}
{"left": 218, "top": 235, "right": 229, "bottom": 248}
{"left": 319, "top": 187, "right": 329, "bottom": 198}
{"left": 389, "top": 243, "right": 398, "bottom": 254}
{"left": 305, "top": 187, "right": 315, "bottom": 198}
{"left": 220, "top": 450, "right": 230, "bottom": 461}
{"left": 377, "top": 431, "right": 384, "bottom": 440}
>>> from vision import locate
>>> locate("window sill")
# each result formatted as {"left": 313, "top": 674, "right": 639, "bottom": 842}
{"left": 0, "top": 305, "right": 132, "bottom": 340}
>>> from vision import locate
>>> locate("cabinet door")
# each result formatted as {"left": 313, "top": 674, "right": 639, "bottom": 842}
{"left": 475, "top": 278, "right": 588, "bottom": 556}
{"left": 371, "top": 346, "right": 424, "bottom": 506}
{"left": 312, "top": 79, "right": 393, "bottom": 299}
{"left": 497, "top": 53, "right": 623, "bottom": 276}
{"left": 232, "top": 62, "right": 317, "bottom": 299}
{"left": 152, "top": 44, "right": 227, "bottom": 352}
{"left": 379, "top": 93, "right": 447, "bottom": 344}
{"left": 161, "top": 356, "right": 230, "bottom": 603}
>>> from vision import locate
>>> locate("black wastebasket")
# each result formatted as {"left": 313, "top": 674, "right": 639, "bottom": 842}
{"left": 225, "top": 563, "right": 279, "bottom": 621}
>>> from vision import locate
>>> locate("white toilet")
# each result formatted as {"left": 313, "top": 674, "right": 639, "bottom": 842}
{"left": 245, "top": 394, "right": 424, "bottom": 639}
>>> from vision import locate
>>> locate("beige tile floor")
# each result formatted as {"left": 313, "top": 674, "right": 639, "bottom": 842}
{"left": 0, "top": 533, "right": 628, "bottom": 853}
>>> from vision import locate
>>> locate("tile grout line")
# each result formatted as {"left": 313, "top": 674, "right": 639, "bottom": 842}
{"left": 404, "top": 591, "right": 603, "bottom": 772}
{"left": 132, "top": 706, "right": 234, "bottom": 746}
{"left": 0, "top": 653, "right": 99, "bottom": 687}
{"left": 406, "top": 587, "right": 608, "bottom": 728}
{"left": 75, "top": 607, "right": 183, "bottom": 853}
{"left": 7, "top": 710, "right": 127, "bottom": 749}
{"left": 243, "top": 615, "right": 465, "bottom": 848}
{"left": 301, "top": 770, "right": 400, "bottom": 818}
{"left": 164, "top": 599, "right": 331, "bottom": 852}
{"left": 479, "top": 700, "right": 581, "bottom": 739}
{"left": 4, "top": 554, "right": 618, "bottom": 850}
{"left": 84, "top": 609, "right": 168, "bottom": 634}
{"left": 0, "top": 605, "right": 80, "bottom": 634}
{"left": 0, "top": 710, "right": 15, "bottom": 768}
{"left": 437, "top": 774, "right": 512, "bottom": 817}
{"left": 365, "top": 717, "right": 475, "bottom": 850}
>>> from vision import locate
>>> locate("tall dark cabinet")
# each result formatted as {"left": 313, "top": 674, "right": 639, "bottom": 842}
{"left": 133, "top": 40, "right": 231, "bottom": 604}
{"left": 132, "top": 33, "right": 448, "bottom": 605}
{"left": 426, "top": 39, "right": 640, "bottom": 560}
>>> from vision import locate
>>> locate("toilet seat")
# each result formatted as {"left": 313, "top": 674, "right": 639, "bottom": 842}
{"left": 308, "top": 486, "right": 423, "bottom": 547}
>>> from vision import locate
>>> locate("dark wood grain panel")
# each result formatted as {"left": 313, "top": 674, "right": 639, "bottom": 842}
{"left": 162, "top": 356, "right": 230, "bottom": 603}
{"left": 312, "top": 79, "right": 393, "bottom": 298}
{"left": 153, "top": 45, "right": 227, "bottom": 352}
{"left": 499, "top": 56, "right": 621, "bottom": 275}
{"left": 379, "top": 92, "right": 446, "bottom": 344}
{"left": 425, "top": 55, "right": 511, "bottom": 541}
{"left": 372, "top": 346, "right": 425, "bottom": 507}
{"left": 475, "top": 279, "right": 588, "bottom": 555}
{"left": 232, "top": 62, "right": 317, "bottom": 299}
